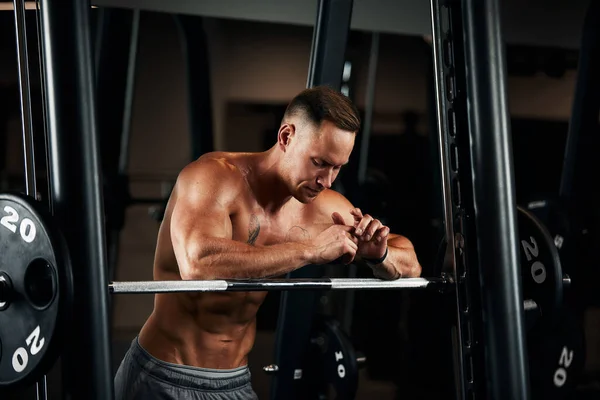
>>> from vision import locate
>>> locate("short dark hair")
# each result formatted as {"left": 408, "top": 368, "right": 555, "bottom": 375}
{"left": 283, "top": 86, "right": 361, "bottom": 133}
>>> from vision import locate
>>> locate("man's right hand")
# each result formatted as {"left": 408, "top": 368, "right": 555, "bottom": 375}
{"left": 308, "top": 224, "right": 358, "bottom": 265}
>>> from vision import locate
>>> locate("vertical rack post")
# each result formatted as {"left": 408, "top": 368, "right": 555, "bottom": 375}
{"left": 462, "top": 0, "right": 529, "bottom": 398}
{"left": 39, "top": 0, "right": 114, "bottom": 398}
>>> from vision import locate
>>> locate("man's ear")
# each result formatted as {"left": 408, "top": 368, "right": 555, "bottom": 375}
{"left": 278, "top": 123, "right": 296, "bottom": 151}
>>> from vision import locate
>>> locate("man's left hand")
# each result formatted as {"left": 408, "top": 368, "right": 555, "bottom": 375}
{"left": 332, "top": 209, "right": 389, "bottom": 260}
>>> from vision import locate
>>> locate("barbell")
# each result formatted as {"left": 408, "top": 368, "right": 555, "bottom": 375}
{"left": 0, "top": 191, "right": 585, "bottom": 396}
{"left": 108, "top": 277, "right": 447, "bottom": 293}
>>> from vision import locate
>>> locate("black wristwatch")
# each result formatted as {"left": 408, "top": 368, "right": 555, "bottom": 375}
{"left": 363, "top": 247, "right": 388, "bottom": 267}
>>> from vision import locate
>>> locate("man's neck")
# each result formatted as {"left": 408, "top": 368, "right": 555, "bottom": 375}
{"left": 247, "top": 148, "right": 293, "bottom": 214}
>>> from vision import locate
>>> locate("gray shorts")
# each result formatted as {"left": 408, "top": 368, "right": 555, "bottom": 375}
{"left": 114, "top": 337, "right": 258, "bottom": 400}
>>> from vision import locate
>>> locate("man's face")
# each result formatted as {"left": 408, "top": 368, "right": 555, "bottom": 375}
{"left": 285, "top": 120, "right": 355, "bottom": 203}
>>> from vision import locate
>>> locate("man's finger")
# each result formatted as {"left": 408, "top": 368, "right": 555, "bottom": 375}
{"left": 337, "top": 224, "right": 355, "bottom": 232}
{"left": 355, "top": 214, "right": 374, "bottom": 236}
{"left": 347, "top": 236, "right": 358, "bottom": 250}
{"left": 350, "top": 208, "right": 363, "bottom": 224}
{"left": 365, "top": 220, "right": 383, "bottom": 240}
{"left": 345, "top": 231, "right": 359, "bottom": 245}
{"left": 376, "top": 226, "right": 391, "bottom": 242}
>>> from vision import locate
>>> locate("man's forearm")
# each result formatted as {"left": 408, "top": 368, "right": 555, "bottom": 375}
{"left": 369, "top": 237, "right": 422, "bottom": 280}
{"left": 179, "top": 238, "right": 313, "bottom": 280}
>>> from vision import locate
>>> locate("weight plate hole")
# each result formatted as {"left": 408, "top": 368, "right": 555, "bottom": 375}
{"left": 24, "top": 259, "right": 56, "bottom": 310}
{"left": 0, "top": 273, "right": 12, "bottom": 310}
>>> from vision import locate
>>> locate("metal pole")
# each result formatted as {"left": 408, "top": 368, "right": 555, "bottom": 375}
{"left": 559, "top": 0, "right": 600, "bottom": 208}
{"left": 356, "top": 32, "right": 379, "bottom": 185}
{"left": 306, "top": 0, "right": 354, "bottom": 89}
{"left": 35, "top": 376, "right": 48, "bottom": 400}
{"left": 13, "top": 0, "right": 46, "bottom": 396}
{"left": 173, "top": 14, "right": 215, "bottom": 161}
{"left": 39, "top": 0, "right": 114, "bottom": 398}
{"left": 429, "top": 0, "right": 466, "bottom": 398}
{"left": 13, "top": 0, "right": 37, "bottom": 197}
{"left": 36, "top": 0, "right": 52, "bottom": 208}
{"left": 462, "top": 0, "right": 529, "bottom": 398}
{"left": 429, "top": 0, "right": 456, "bottom": 265}
{"left": 118, "top": 9, "right": 140, "bottom": 174}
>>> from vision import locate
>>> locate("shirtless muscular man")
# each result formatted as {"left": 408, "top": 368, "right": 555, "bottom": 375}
{"left": 114, "top": 85, "right": 422, "bottom": 399}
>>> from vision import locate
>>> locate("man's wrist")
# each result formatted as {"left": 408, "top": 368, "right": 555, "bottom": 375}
{"left": 363, "top": 247, "right": 388, "bottom": 267}
{"left": 301, "top": 243, "right": 317, "bottom": 265}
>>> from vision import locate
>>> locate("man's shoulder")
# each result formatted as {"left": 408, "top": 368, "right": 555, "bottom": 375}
{"left": 316, "top": 189, "right": 353, "bottom": 207}
{"left": 181, "top": 152, "right": 244, "bottom": 181}
{"left": 176, "top": 152, "right": 247, "bottom": 195}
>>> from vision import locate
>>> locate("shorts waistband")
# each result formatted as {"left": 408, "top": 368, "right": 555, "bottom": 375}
{"left": 131, "top": 337, "right": 250, "bottom": 383}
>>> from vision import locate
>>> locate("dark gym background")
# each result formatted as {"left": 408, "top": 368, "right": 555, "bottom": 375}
{"left": 0, "top": 0, "right": 598, "bottom": 398}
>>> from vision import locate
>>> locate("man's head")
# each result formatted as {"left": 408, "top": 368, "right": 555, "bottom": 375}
{"left": 276, "top": 85, "right": 361, "bottom": 203}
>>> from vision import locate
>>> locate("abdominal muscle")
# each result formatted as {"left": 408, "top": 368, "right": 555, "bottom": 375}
{"left": 138, "top": 213, "right": 268, "bottom": 370}
{"left": 139, "top": 288, "right": 268, "bottom": 370}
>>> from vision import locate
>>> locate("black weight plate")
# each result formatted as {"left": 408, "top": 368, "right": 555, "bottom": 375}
{"left": 307, "top": 317, "right": 359, "bottom": 400}
{"left": 526, "top": 199, "right": 573, "bottom": 266}
{"left": 526, "top": 198, "right": 591, "bottom": 308}
{"left": 0, "top": 192, "right": 73, "bottom": 388}
{"left": 517, "top": 206, "right": 563, "bottom": 329}
{"left": 528, "top": 308, "right": 585, "bottom": 400}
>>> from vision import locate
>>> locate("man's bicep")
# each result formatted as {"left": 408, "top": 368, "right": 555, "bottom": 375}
{"left": 170, "top": 193, "right": 233, "bottom": 274}
{"left": 169, "top": 164, "right": 236, "bottom": 267}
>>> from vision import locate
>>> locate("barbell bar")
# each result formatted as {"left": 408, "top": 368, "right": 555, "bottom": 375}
{"left": 108, "top": 276, "right": 448, "bottom": 294}
{"left": 107, "top": 275, "right": 571, "bottom": 295}
{"left": 0, "top": 272, "right": 571, "bottom": 299}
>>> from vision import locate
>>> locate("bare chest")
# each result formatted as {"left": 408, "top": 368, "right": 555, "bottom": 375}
{"left": 230, "top": 206, "right": 328, "bottom": 246}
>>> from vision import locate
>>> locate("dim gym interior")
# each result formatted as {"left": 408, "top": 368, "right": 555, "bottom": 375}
{"left": 0, "top": 0, "right": 599, "bottom": 399}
